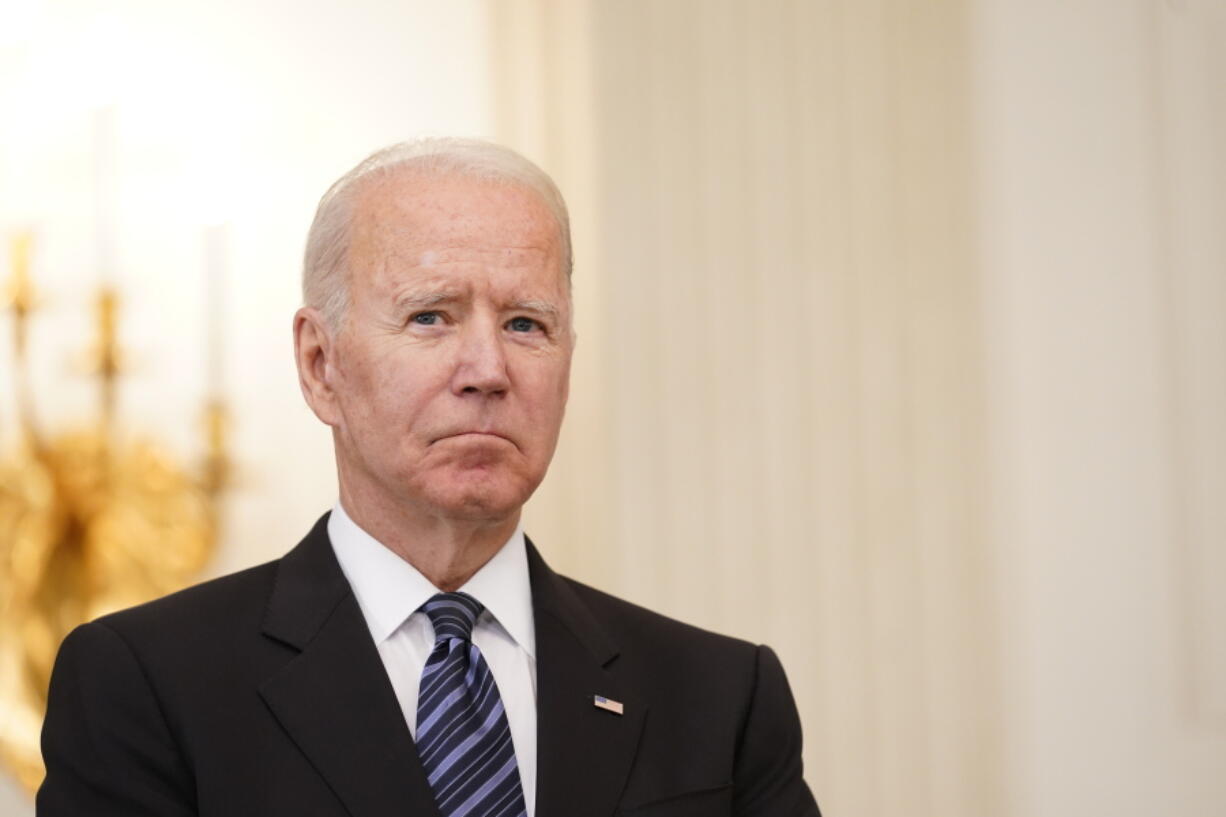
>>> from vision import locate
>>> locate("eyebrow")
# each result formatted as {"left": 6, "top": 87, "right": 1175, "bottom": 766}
{"left": 391, "top": 290, "right": 462, "bottom": 314}
{"left": 509, "top": 299, "right": 562, "bottom": 322}
{"left": 391, "top": 292, "right": 563, "bottom": 323}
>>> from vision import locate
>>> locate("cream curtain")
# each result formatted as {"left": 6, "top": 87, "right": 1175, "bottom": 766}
{"left": 493, "top": 3, "right": 1000, "bottom": 816}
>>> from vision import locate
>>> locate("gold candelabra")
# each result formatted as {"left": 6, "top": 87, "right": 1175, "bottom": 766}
{"left": 0, "top": 232, "right": 229, "bottom": 793}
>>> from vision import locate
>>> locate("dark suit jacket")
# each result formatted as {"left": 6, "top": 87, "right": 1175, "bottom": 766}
{"left": 37, "top": 514, "right": 820, "bottom": 817}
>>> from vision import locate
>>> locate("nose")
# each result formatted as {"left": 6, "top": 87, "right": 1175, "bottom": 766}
{"left": 451, "top": 317, "right": 510, "bottom": 396}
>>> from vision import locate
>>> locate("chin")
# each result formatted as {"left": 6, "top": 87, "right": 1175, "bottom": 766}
{"left": 422, "top": 473, "right": 538, "bottom": 523}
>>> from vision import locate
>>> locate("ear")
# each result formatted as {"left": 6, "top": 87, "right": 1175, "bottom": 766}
{"left": 293, "top": 306, "right": 343, "bottom": 427}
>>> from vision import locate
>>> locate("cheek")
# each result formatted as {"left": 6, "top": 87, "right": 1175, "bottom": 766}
{"left": 520, "top": 367, "right": 565, "bottom": 408}
{"left": 550, "top": 359, "right": 573, "bottom": 410}
{"left": 522, "top": 367, "right": 571, "bottom": 448}
{"left": 367, "top": 367, "right": 404, "bottom": 405}
{"left": 337, "top": 354, "right": 411, "bottom": 433}
{"left": 341, "top": 338, "right": 411, "bottom": 402}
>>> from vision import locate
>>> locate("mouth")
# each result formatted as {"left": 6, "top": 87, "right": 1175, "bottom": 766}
{"left": 431, "top": 431, "right": 515, "bottom": 446}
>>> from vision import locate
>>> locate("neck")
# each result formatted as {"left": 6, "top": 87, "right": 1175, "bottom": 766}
{"left": 337, "top": 487, "right": 519, "bottom": 592}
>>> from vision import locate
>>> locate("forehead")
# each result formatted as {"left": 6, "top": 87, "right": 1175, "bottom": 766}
{"left": 348, "top": 170, "right": 563, "bottom": 277}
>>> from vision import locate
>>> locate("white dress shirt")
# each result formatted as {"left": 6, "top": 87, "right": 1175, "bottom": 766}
{"left": 328, "top": 503, "right": 537, "bottom": 816}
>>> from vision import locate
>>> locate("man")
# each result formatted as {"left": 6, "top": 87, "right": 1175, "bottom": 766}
{"left": 37, "top": 139, "right": 820, "bottom": 816}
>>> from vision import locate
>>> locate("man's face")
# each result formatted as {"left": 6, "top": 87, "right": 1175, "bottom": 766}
{"left": 317, "top": 171, "right": 573, "bottom": 524}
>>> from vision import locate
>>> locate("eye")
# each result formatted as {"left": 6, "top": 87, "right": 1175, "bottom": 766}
{"left": 410, "top": 311, "right": 441, "bottom": 326}
{"left": 506, "top": 316, "right": 541, "bottom": 333}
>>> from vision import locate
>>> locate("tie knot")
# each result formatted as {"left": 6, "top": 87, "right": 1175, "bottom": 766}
{"left": 421, "top": 592, "right": 484, "bottom": 643}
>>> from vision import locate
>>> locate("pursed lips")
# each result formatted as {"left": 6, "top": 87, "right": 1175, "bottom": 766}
{"left": 430, "top": 430, "right": 516, "bottom": 447}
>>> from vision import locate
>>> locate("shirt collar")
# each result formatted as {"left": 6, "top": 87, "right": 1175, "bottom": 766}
{"left": 327, "top": 502, "right": 536, "bottom": 659}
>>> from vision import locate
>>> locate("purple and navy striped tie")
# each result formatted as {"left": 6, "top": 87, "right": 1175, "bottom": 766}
{"left": 415, "top": 592, "right": 528, "bottom": 817}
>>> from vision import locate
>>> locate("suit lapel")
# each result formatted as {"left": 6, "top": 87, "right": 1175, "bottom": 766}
{"left": 254, "top": 518, "right": 644, "bottom": 817}
{"left": 258, "top": 514, "right": 441, "bottom": 817}
{"left": 529, "top": 540, "right": 646, "bottom": 817}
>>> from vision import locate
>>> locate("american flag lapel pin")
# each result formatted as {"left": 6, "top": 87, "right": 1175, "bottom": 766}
{"left": 593, "top": 694, "right": 624, "bottom": 716}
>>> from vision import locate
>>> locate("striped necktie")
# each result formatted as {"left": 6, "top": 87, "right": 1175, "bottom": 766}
{"left": 415, "top": 592, "right": 528, "bottom": 817}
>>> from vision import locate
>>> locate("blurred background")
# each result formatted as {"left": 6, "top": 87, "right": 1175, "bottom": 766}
{"left": 1, "top": 0, "right": 1223, "bottom": 815}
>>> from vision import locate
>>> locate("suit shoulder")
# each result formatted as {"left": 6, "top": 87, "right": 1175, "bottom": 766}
{"left": 92, "top": 559, "right": 279, "bottom": 645}
{"left": 558, "top": 575, "right": 759, "bottom": 662}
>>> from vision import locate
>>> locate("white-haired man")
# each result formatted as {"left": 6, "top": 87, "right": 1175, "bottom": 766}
{"left": 38, "top": 139, "right": 821, "bottom": 817}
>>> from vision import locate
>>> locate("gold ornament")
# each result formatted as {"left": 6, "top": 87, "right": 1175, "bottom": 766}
{"left": 0, "top": 232, "right": 228, "bottom": 793}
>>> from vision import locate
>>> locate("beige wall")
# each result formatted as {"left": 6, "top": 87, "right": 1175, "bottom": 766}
{"left": 975, "top": 0, "right": 1226, "bottom": 813}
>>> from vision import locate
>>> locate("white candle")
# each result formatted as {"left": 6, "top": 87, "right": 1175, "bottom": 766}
{"left": 204, "top": 223, "right": 229, "bottom": 398}
{"left": 92, "top": 105, "right": 118, "bottom": 283}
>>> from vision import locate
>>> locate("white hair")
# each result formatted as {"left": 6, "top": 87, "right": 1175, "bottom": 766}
{"left": 302, "top": 137, "right": 573, "bottom": 329}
